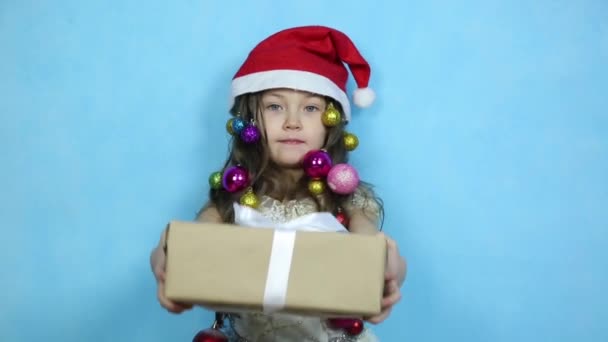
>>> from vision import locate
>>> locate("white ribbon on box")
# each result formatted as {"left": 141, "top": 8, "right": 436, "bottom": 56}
{"left": 233, "top": 202, "right": 348, "bottom": 313}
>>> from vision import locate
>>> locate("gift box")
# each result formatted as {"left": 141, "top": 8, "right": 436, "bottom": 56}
{"left": 164, "top": 220, "right": 386, "bottom": 318}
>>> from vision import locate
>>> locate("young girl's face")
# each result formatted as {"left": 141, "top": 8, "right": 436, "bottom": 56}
{"left": 260, "top": 88, "right": 328, "bottom": 169}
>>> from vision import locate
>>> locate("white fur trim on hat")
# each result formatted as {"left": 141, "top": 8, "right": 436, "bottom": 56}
{"left": 231, "top": 69, "right": 353, "bottom": 121}
{"left": 353, "top": 87, "right": 375, "bottom": 108}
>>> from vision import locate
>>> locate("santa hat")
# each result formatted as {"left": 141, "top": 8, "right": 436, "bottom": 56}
{"left": 231, "top": 25, "right": 375, "bottom": 121}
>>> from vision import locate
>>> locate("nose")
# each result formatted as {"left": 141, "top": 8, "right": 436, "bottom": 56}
{"left": 283, "top": 111, "right": 301, "bottom": 130}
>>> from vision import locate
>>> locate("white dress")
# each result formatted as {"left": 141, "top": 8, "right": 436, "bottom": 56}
{"left": 222, "top": 190, "right": 381, "bottom": 342}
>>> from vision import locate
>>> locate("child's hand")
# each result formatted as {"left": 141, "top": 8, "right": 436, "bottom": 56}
{"left": 150, "top": 246, "right": 193, "bottom": 314}
{"left": 365, "top": 233, "right": 405, "bottom": 324}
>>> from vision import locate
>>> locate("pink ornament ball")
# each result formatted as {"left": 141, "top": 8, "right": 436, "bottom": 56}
{"left": 222, "top": 165, "right": 249, "bottom": 193}
{"left": 327, "top": 163, "right": 359, "bottom": 194}
{"left": 302, "top": 150, "right": 333, "bottom": 178}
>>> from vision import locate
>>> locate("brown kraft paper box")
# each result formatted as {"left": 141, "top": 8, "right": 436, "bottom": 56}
{"left": 164, "top": 220, "right": 387, "bottom": 318}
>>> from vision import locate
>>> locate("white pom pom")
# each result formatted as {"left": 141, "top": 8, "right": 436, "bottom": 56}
{"left": 353, "top": 87, "right": 376, "bottom": 108}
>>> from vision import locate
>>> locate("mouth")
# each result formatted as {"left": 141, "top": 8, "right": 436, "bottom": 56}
{"left": 278, "top": 139, "right": 305, "bottom": 145}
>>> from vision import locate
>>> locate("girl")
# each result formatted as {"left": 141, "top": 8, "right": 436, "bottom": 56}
{"left": 150, "top": 26, "right": 406, "bottom": 341}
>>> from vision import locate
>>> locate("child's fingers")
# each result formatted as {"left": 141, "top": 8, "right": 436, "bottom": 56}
{"left": 382, "top": 279, "right": 400, "bottom": 300}
{"left": 156, "top": 281, "right": 191, "bottom": 313}
{"left": 153, "top": 267, "right": 166, "bottom": 282}
{"left": 154, "top": 265, "right": 191, "bottom": 314}
{"left": 382, "top": 282, "right": 402, "bottom": 308}
{"left": 385, "top": 271, "right": 397, "bottom": 281}
{"left": 157, "top": 283, "right": 174, "bottom": 311}
{"left": 365, "top": 306, "right": 393, "bottom": 325}
{"left": 385, "top": 278, "right": 398, "bottom": 291}
{"left": 378, "top": 232, "right": 397, "bottom": 250}
{"left": 178, "top": 302, "right": 194, "bottom": 310}
{"left": 364, "top": 280, "right": 401, "bottom": 324}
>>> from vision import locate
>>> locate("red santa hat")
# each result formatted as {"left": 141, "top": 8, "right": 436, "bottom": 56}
{"left": 231, "top": 25, "right": 375, "bottom": 121}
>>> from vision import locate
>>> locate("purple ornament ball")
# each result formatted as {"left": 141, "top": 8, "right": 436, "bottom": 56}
{"left": 302, "top": 150, "right": 333, "bottom": 178}
{"left": 240, "top": 125, "right": 260, "bottom": 144}
{"left": 222, "top": 166, "right": 249, "bottom": 193}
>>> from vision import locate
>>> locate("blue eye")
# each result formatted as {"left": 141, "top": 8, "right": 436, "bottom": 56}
{"left": 304, "top": 105, "right": 319, "bottom": 112}
{"left": 267, "top": 104, "right": 282, "bottom": 111}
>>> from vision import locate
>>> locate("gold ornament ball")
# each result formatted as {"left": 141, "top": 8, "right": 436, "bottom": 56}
{"left": 343, "top": 133, "right": 359, "bottom": 151}
{"left": 209, "top": 171, "right": 223, "bottom": 190}
{"left": 308, "top": 179, "right": 326, "bottom": 195}
{"left": 322, "top": 105, "right": 341, "bottom": 127}
{"left": 226, "top": 118, "right": 235, "bottom": 135}
{"left": 240, "top": 190, "right": 260, "bottom": 208}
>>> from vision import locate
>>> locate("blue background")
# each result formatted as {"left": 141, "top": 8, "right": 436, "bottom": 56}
{"left": 1, "top": 0, "right": 607, "bottom": 341}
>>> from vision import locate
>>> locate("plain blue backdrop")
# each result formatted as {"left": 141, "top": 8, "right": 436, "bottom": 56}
{"left": 1, "top": 0, "right": 607, "bottom": 341}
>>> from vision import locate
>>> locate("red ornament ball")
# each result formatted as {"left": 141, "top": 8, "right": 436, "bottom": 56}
{"left": 302, "top": 150, "right": 332, "bottom": 178}
{"left": 336, "top": 211, "right": 349, "bottom": 227}
{"left": 192, "top": 328, "right": 228, "bottom": 342}
{"left": 222, "top": 165, "right": 249, "bottom": 193}
{"left": 327, "top": 318, "right": 365, "bottom": 336}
